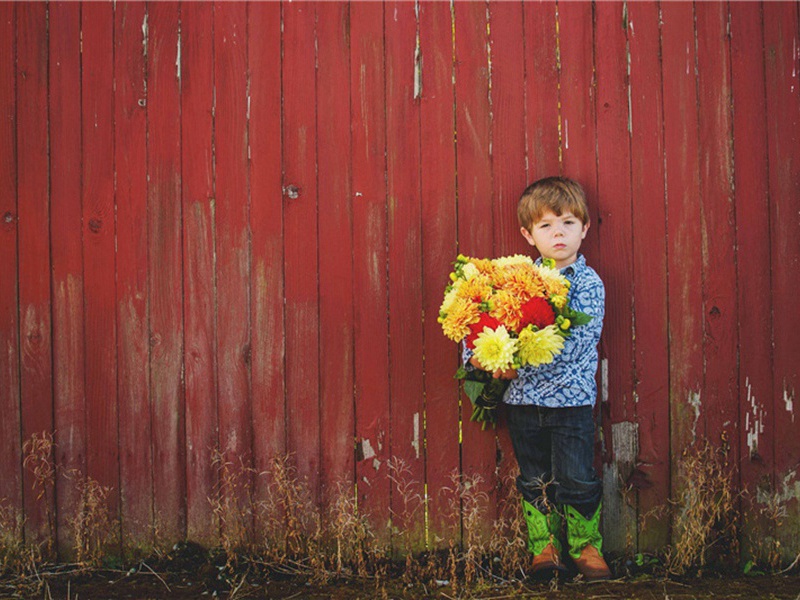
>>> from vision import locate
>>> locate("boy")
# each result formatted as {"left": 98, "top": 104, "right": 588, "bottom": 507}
{"left": 466, "top": 177, "right": 609, "bottom": 580}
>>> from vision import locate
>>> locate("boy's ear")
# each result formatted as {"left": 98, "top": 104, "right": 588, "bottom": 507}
{"left": 520, "top": 226, "right": 535, "bottom": 246}
{"left": 581, "top": 221, "right": 590, "bottom": 239}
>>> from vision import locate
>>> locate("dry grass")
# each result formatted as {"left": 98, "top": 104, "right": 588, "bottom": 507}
{"left": 665, "top": 440, "right": 738, "bottom": 576}
{"left": 66, "top": 471, "right": 115, "bottom": 567}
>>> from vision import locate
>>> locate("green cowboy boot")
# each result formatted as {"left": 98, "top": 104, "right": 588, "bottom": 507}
{"left": 565, "top": 503, "right": 611, "bottom": 580}
{"left": 521, "top": 499, "right": 565, "bottom": 574}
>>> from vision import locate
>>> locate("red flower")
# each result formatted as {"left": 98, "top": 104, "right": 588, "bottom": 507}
{"left": 518, "top": 297, "right": 556, "bottom": 332}
{"left": 465, "top": 313, "right": 501, "bottom": 349}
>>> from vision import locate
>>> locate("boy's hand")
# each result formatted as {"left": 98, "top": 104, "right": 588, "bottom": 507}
{"left": 493, "top": 367, "right": 518, "bottom": 380}
{"left": 469, "top": 356, "right": 485, "bottom": 371}
{"left": 470, "top": 356, "right": 517, "bottom": 379}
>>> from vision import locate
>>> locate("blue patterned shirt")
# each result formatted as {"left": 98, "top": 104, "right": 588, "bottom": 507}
{"left": 464, "top": 254, "right": 605, "bottom": 408}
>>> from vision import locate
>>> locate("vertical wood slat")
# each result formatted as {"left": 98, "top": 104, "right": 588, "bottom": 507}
{"left": 696, "top": 2, "right": 738, "bottom": 454}
{"left": 213, "top": 1, "right": 253, "bottom": 533}
{"left": 454, "top": 2, "right": 498, "bottom": 528}
{"left": 248, "top": 2, "right": 285, "bottom": 495}
{"left": 351, "top": 2, "right": 391, "bottom": 540}
{"left": 385, "top": 1, "right": 425, "bottom": 549}
{"left": 0, "top": 0, "right": 22, "bottom": 544}
{"left": 316, "top": 3, "right": 354, "bottom": 507}
{"left": 661, "top": 3, "right": 704, "bottom": 541}
{"left": 82, "top": 1, "right": 119, "bottom": 541}
{"left": 523, "top": 1, "right": 560, "bottom": 181}
{"left": 594, "top": 0, "right": 637, "bottom": 553}
{"left": 282, "top": 2, "right": 320, "bottom": 498}
{"left": 626, "top": 0, "right": 670, "bottom": 552}
{"left": 49, "top": 0, "right": 85, "bottom": 557}
{"left": 147, "top": 1, "right": 185, "bottom": 543}
{"left": 115, "top": 0, "right": 152, "bottom": 550}
{"left": 730, "top": 0, "right": 775, "bottom": 559}
{"left": 422, "top": 0, "right": 463, "bottom": 546}
{"left": 181, "top": 2, "right": 217, "bottom": 546}
{"left": 17, "top": 1, "right": 54, "bottom": 548}
{"left": 763, "top": 1, "right": 800, "bottom": 558}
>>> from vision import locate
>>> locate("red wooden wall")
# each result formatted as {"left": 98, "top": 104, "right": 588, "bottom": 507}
{"left": 1, "top": 0, "right": 799, "bottom": 559}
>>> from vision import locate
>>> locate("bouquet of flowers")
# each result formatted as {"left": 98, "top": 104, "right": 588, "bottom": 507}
{"left": 439, "top": 254, "right": 592, "bottom": 428}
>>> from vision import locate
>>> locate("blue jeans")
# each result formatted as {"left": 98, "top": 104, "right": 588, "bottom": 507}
{"left": 506, "top": 404, "right": 601, "bottom": 517}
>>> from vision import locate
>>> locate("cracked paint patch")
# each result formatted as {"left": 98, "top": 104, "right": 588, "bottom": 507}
{"left": 688, "top": 391, "right": 701, "bottom": 442}
{"left": 784, "top": 380, "right": 795, "bottom": 423}
{"left": 745, "top": 377, "right": 766, "bottom": 457}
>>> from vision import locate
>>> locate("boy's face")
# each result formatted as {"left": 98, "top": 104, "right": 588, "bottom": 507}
{"left": 520, "top": 210, "right": 588, "bottom": 269}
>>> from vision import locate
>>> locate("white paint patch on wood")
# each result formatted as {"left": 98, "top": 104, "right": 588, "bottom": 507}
{"left": 688, "top": 390, "right": 701, "bottom": 442}
{"left": 412, "top": 412, "right": 420, "bottom": 459}
{"left": 745, "top": 376, "right": 765, "bottom": 457}
{"left": 784, "top": 379, "right": 795, "bottom": 422}
{"left": 361, "top": 438, "right": 376, "bottom": 460}
{"left": 601, "top": 358, "right": 609, "bottom": 403}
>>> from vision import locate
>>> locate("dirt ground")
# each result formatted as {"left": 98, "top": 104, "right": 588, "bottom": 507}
{"left": 4, "top": 566, "right": 800, "bottom": 600}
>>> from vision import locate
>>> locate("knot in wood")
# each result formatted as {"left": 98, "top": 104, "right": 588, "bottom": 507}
{"left": 3, "top": 211, "right": 13, "bottom": 224}
{"left": 88, "top": 218, "right": 103, "bottom": 233}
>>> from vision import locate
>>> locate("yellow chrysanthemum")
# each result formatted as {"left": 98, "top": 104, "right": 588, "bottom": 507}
{"left": 456, "top": 275, "right": 493, "bottom": 303}
{"left": 517, "top": 324, "right": 565, "bottom": 367}
{"left": 439, "top": 284, "right": 460, "bottom": 316}
{"left": 533, "top": 263, "right": 570, "bottom": 297}
{"left": 461, "top": 262, "right": 480, "bottom": 281}
{"left": 488, "top": 289, "right": 524, "bottom": 332}
{"left": 470, "top": 258, "right": 497, "bottom": 278}
{"left": 441, "top": 296, "right": 480, "bottom": 342}
{"left": 473, "top": 325, "right": 517, "bottom": 372}
{"left": 498, "top": 265, "right": 544, "bottom": 303}
{"left": 493, "top": 254, "right": 534, "bottom": 269}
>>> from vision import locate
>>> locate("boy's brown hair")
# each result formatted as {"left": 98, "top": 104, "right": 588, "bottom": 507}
{"left": 517, "top": 176, "right": 590, "bottom": 231}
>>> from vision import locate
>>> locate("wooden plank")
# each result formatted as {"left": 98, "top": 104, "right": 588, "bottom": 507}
{"left": 181, "top": 1, "right": 217, "bottom": 546}
{"left": 385, "top": 0, "right": 425, "bottom": 552}
{"left": 489, "top": 2, "right": 528, "bottom": 257}
{"left": 729, "top": 0, "right": 775, "bottom": 562}
{"left": 146, "top": 1, "right": 185, "bottom": 544}
{"left": 763, "top": 1, "right": 800, "bottom": 561}
{"left": 450, "top": 1, "right": 495, "bottom": 540}
{"left": 17, "top": 1, "right": 54, "bottom": 548}
{"left": 695, "top": 2, "right": 738, "bottom": 455}
{"left": 594, "top": 1, "right": 636, "bottom": 554}
{"left": 626, "top": 0, "right": 670, "bottom": 552}
{"left": 282, "top": 2, "right": 320, "bottom": 499}
{"left": 115, "top": 0, "right": 153, "bottom": 552}
{"left": 558, "top": 1, "right": 599, "bottom": 261}
{"left": 247, "top": 2, "right": 285, "bottom": 516}
{"left": 81, "top": 1, "right": 120, "bottom": 545}
{"left": 350, "top": 2, "right": 391, "bottom": 540}
{"left": 422, "top": 0, "right": 462, "bottom": 547}
{"left": 315, "top": 3, "right": 354, "bottom": 506}
{"left": 0, "top": 0, "right": 22, "bottom": 546}
{"left": 49, "top": 1, "right": 85, "bottom": 557}
{"left": 213, "top": 0, "right": 253, "bottom": 516}
{"left": 249, "top": 1, "right": 285, "bottom": 501}
{"left": 660, "top": 1, "right": 704, "bottom": 545}
{"left": 523, "top": 0, "right": 560, "bottom": 180}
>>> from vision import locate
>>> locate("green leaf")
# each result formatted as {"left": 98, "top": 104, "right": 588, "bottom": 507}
{"left": 463, "top": 380, "right": 485, "bottom": 404}
{"left": 455, "top": 366, "right": 468, "bottom": 380}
